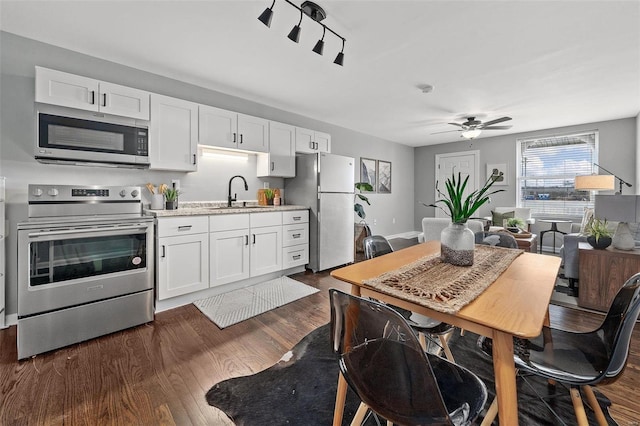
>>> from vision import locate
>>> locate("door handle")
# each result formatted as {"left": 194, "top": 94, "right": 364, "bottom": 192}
{"left": 252, "top": 234, "right": 256, "bottom": 244}
{"left": 240, "top": 134, "right": 243, "bottom": 144}
{"left": 102, "top": 93, "right": 107, "bottom": 107}
{"left": 293, "top": 216, "right": 301, "bottom": 221}
{"left": 271, "top": 162, "right": 275, "bottom": 171}
{"left": 309, "top": 141, "right": 314, "bottom": 150}
{"left": 90, "top": 90, "right": 95, "bottom": 105}
{"left": 233, "top": 132, "right": 237, "bottom": 143}
{"left": 193, "top": 154, "right": 197, "bottom": 165}
{"left": 178, "top": 225, "right": 192, "bottom": 231}
{"left": 244, "top": 235, "right": 249, "bottom": 245}
{"left": 161, "top": 245, "right": 166, "bottom": 258}
{"left": 292, "top": 233, "right": 301, "bottom": 238}
{"left": 292, "top": 254, "right": 301, "bottom": 260}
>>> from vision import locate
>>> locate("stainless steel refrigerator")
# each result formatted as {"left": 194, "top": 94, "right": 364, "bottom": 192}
{"left": 285, "top": 153, "right": 355, "bottom": 272}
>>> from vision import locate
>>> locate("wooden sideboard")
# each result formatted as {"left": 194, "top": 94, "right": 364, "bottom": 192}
{"left": 578, "top": 242, "right": 640, "bottom": 311}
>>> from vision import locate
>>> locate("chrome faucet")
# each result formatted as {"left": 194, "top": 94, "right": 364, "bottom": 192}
{"left": 228, "top": 175, "right": 249, "bottom": 207}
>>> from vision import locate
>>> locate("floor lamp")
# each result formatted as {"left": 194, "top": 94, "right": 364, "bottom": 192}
{"left": 594, "top": 195, "right": 640, "bottom": 250}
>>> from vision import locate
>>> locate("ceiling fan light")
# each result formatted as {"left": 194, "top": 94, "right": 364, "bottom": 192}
{"left": 462, "top": 129, "right": 482, "bottom": 139}
{"left": 258, "top": 7, "right": 274, "bottom": 27}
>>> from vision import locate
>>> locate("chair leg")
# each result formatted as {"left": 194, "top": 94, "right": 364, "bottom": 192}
{"left": 439, "top": 332, "right": 456, "bottom": 363}
{"left": 569, "top": 387, "right": 590, "bottom": 426}
{"left": 581, "top": 385, "right": 608, "bottom": 426}
{"left": 480, "top": 397, "right": 498, "bottom": 426}
{"left": 418, "top": 332, "right": 427, "bottom": 352}
{"left": 350, "top": 402, "right": 370, "bottom": 426}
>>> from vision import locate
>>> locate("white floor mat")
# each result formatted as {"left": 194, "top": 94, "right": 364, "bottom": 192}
{"left": 193, "top": 276, "right": 319, "bottom": 329}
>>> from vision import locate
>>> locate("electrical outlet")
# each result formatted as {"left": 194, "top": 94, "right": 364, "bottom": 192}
{"left": 263, "top": 182, "right": 269, "bottom": 189}
{"left": 373, "top": 218, "right": 377, "bottom": 225}
{"left": 171, "top": 179, "right": 180, "bottom": 190}
{"left": 392, "top": 217, "right": 396, "bottom": 224}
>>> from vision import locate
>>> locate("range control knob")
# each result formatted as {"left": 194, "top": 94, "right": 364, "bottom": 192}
{"left": 32, "top": 188, "right": 43, "bottom": 197}
{"left": 47, "top": 188, "right": 59, "bottom": 197}
{"left": 131, "top": 189, "right": 139, "bottom": 198}
{"left": 119, "top": 190, "right": 127, "bottom": 198}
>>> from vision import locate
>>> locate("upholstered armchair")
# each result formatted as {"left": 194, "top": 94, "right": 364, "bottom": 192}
{"left": 418, "top": 218, "right": 484, "bottom": 243}
{"left": 558, "top": 209, "right": 594, "bottom": 295}
{"left": 485, "top": 207, "right": 535, "bottom": 232}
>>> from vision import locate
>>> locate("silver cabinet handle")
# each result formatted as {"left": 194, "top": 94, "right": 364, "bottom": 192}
{"left": 178, "top": 225, "right": 192, "bottom": 231}
{"left": 309, "top": 141, "right": 314, "bottom": 150}
{"left": 293, "top": 216, "right": 301, "bottom": 221}
{"left": 161, "top": 245, "right": 166, "bottom": 258}
{"left": 292, "top": 233, "right": 301, "bottom": 238}
{"left": 293, "top": 254, "right": 301, "bottom": 260}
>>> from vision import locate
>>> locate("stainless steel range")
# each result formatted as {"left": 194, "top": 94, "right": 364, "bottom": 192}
{"left": 17, "top": 184, "right": 154, "bottom": 359}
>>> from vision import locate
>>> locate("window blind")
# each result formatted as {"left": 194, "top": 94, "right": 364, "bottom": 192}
{"left": 517, "top": 131, "right": 598, "bottom": 217}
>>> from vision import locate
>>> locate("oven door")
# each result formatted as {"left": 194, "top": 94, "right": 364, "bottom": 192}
{"left": 18, "top": 221, "right": 153, "bottom": 317}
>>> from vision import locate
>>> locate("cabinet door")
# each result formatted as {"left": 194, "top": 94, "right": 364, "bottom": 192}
{"left": 35, "top": 66, "right": 99, "bottom": 112}
{"left": 99, "top": 82, "right": 150, "bottom": 120}
{"left": 257, "top": 121, "right": 295, "bottom": 177}
{"left": 315, "top": 131, "right": 331, "bottom": 153}
{"left": 210, "top": 229, "right": 250, "bottom": 287}
{"left": 295, "top": 127, "right": 316, "bottom": 153}
{"left": 250, "top": 225, "right": 282, "bottom": 277}
{"left": 149, "top": 94, "right": 198, "bottom": 171}
{"left": 238, "top": 113, "right": 269, "bottom": 153}
{"left": 199, "top": 105, "right": 238, "bottom": 149}
{"left": 157, "top": 233, "right": 209, "bottom": 300}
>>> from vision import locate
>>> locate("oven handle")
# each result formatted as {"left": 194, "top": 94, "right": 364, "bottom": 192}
{"left": 27, "top": 224, "right": 150, "bottom": 238}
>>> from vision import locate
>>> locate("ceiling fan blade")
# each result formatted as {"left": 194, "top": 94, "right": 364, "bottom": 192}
{"left": 431, "top": 129, "right": 461, "bottom": 135}
{"left": 480, "top": 117, "right": 512, "bottom": 127}
{"left": 482, "top": 125, "right": 512, "bottom": 130}
{"left": 447, "top": 122, "right": 464, "bottom": 127}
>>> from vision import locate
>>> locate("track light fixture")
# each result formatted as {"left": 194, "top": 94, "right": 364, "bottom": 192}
{"left": 258, "top": 0, "right": 276, "bottom": 27}
{"left": 258, "top": 0, "right": 346, "bottom": 66}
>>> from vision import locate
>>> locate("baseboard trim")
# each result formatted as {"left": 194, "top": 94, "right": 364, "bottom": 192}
{"left": 386, "top": 231, "right": 420, "bottom": 240}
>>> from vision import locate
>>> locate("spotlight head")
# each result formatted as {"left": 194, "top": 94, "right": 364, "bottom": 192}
{"left": 288, "top": 25, "right": 301, "bottom": 43}
{"left": 312, "top": 39, "right": 324, "bottom": 55}
{"left": 257, "top": 7, "right": 273, "bottom": 27}
{"left": 333, "top": 51, "right": 344, "bottom": 66}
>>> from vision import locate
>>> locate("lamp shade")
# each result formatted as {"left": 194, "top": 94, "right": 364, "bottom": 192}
{"left": 461, "top": 129, "right": 482, "bottom": 139}
{"left": 258, "top": 7, "right": 274, "bottom": 27}
{"left": 575, "top": 175, "right": 615, "bottom": 191}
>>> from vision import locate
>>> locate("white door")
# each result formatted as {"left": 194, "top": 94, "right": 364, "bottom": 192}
{"left": 318, "top": 192, "right": 354, "bottom": 270}
{"left": 319, "top": 153, "right": 355, "bottom": 193}
{"left": 210, "top": 229, "right": 250, "bottom": 287}
{"left": 295, "top": 127, "right": 316, "bottom": 153}
{"left": 238, "top": 114, "right": 269, "bottom": 152}
{"left": 149, "top": 94, "right": 198, "bottom": 171}
{"left": 157, "top": 234, "right": 209, "bottom": 300}
{"left": 199, "top": 105, "right": 238, "bottom": 149}
{"left": 99, "top": 81, "right": 150, "bottom": 120}
{"left": 269, "top": 121, "right": 295, "bottom": 177}
{"left": 35, "top": 66, "right": 99, "bottom": 112}
{"left": 434, "top": 151, "right": 479, "bottom": 218}
{"left": 250, "top": 225, "right": 282, "bottom": 277}
{"left": 315, "top": 131, "right": 331, "bottom": 153}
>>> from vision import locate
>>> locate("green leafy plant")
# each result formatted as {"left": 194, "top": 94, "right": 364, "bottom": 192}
{"left": 354, "top": 182, "right": 374, "bottom": 220}
{"left": 426, "top": 172, "right": 505, "bottom": 223}
{"left": 585, "top": 217, "right": 612, "bottom": 242}
{"left": 164, "top": 188, "right": 180, "bottom": 202}
{"left": 506, "top": 217, "right": 525, "bottom": 228}
{"left": 264, "top": 188, "right": 275, "bottom": 201}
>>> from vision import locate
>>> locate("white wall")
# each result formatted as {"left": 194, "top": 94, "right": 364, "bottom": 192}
{"left": 0, "top": 31, "right": 415, "bottom": 317}
{"left": 414, "top": 118, "right": 638, "bottom": 230}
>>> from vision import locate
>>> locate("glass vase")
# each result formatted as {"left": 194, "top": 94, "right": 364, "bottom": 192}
{"left": 440, "top": 222, "right": 475, "bottom": 266}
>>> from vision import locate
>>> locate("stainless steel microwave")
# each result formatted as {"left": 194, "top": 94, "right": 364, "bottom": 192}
{"left": 36, "top": 105, "right": 150, "bottom": 168}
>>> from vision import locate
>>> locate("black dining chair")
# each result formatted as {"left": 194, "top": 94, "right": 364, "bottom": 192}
{"left": 363, "top": 235, "right": 456, "bottom": 361}
{"left": 479, "top": 272, "right": 640, "bottom": 426}
{"left": 474, "top": 231, "right": 518, "bottom": 248}
{"left": 329, "top": 288, "right": 488, "bottom": 426}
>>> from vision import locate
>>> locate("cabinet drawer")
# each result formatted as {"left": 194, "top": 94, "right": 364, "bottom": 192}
{"left": 157, "top": 216, "right": 208, "bottom": 237}
{"left": 283, "top": 223, "right": 309, "bottom": 247}
{"left": 210, "top": 213, "right": 249, "bottom": 232}
{"left": 250, "top": 211, "right": 282, "bottom": 228}
{"left": 283, "top": 210, "right": 309, "bottom": 225}
{"left": 283, "top": 244, "right": 309, "bottom": 269}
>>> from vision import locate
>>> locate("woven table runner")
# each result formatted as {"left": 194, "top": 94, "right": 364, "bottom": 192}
{"left": 363, "top": 244, "right": 523, "bottom": 314}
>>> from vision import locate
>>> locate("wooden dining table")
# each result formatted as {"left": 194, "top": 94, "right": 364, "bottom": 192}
{"left": 330, "top": 240, "right": 562, "bottom": 425}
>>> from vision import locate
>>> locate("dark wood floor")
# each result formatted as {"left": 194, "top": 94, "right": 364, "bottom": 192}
{"left": 1, "top": 270, "right": 639, "bottom": 425}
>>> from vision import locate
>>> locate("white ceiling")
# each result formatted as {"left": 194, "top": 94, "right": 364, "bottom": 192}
{"left": 1, "top": 0, "right": 639, "bottom": 147}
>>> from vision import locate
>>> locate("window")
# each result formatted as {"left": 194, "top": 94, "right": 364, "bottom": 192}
{"left": 517, "top": 131, "right": 598, "bottom": 217}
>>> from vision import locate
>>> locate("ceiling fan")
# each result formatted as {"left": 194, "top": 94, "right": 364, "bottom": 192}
{"left": 432, "top": 116, "right": 512, "bottom": 139}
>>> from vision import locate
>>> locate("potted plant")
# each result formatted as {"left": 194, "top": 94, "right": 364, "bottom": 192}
{"left": 427, "top": 172, "right": 504, "bottom": 266}
{"left": 505, "top": 217, "right": 526, "bottom": 233}
{"left": 585, "top": 217, "right": 612, "bottom": 249}
{"left": 354, "top": 182, "right": 374, "bottom": 255}
{"left": 164, "top": 187, "right": 180, "bottom": 210}
{"left": 264, "top": 188, "right": 275, "bottom": 205}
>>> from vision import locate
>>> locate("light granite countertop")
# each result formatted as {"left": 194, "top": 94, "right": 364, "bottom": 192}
{"left": 145, "top": 201, "right": 309, "bottom": 218}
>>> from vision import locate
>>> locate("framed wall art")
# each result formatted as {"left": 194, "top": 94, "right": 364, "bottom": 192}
{"left": 377, "top": 160, "right": 392, "bottom": 193}
{"left": 487, "top": 163, "right": 508, "bottom": 186}
{"left": 360, "top": 158, "right": 377, "bottom": 190}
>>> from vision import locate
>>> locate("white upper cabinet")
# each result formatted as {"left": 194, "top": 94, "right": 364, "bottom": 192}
{"left": 257, "top": 121, "right": 295, "bottom": 177}
{"left": 149, "top": 94, "right": 198, "bottom": 171}
{"left": 35, "top": 66, "right": 150, "bottom": 120}
{"left": 199, "top": 105, "right": 268, "bottom": 153}
{"left": 295, "top": 127, "right": 331, "bottom": 153}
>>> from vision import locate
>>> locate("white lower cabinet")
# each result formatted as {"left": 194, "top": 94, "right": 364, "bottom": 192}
{"left": 156, "top": 216, "right": 209, "bottom": 300}
{"left": 282, "top": 210, "right": 309, "bottom": 268}
{"left": 210, "top": 214, "right": 250, "bottom": 287}
{"left": 250, "top": 225, "right": 282, "bottom": 276}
